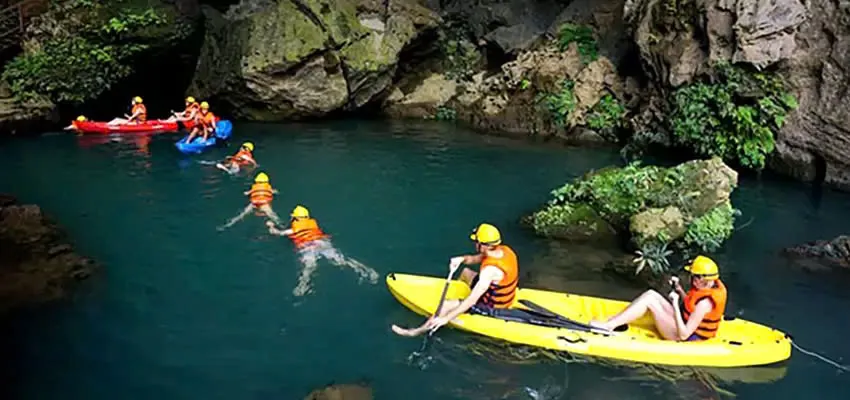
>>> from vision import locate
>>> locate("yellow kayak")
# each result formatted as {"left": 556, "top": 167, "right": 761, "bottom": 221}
{"left": 387, "top": 273, "right": 792, "bottom": 368}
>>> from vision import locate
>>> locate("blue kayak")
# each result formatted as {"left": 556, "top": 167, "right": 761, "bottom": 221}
{"left": 175, "top": 120, "right": 233, "bottom": 154}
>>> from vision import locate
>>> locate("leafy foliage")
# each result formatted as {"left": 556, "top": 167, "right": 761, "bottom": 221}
{"left": 683, "top": 201, "right": 740, "bottom": 255}
{"left": 438, "top": 23, "right": 481, "bottom": 81}
{"left": 669, "top": 63, "right": 798, "bottom": 170}
{"left": 557, "top": 23, "right": 597, "bottom": 64}
{"left": 2, "top": 1, "right": 182, "bottom": 104}
{"left": 538, "top": 79, "right": 576, "bottom": 128}
{"left": 431, "top": 106, "right": 457, "bottom": 121}
{"left": 633, "top": 241, "right": 673, "bottom": 275}
{"left": 586, "top": 94, "right": 626, "bottom": 141}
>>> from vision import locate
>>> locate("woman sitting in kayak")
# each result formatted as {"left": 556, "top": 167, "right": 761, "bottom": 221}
{"left": 266, "top": 205, "right": 378, "bottom": 297}
{"left": 216, "top": 142, "right": 257, "bottom": 173}
{"left": 392, "top": 223, "right": 519, "bottom": 337}
{"left": 108, "top": 96, "right": 147, "bottom": 125}
{"left": 589, "top": 256, "right": 727, "bottom": 341}
{"left": 217, "top": 172, "right": 283, "bottom": 230}
{"left": 183, "top": 101, "right": 216, "bottom": 143}
{"left": 166, "top": 96, "right": 200, "bottom": 123}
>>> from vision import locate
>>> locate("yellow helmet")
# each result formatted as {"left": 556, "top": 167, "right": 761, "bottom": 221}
{"left": 254, "top": 172, "right": 269, "bottom": 183}
{"left": 200, "top": 101, "right": 209, "bottom": 109}
{"left": 186, "top": 96, "right": 195, "bottom": 103}
{"left": 76, "top": 115, "right": 86, "bottom": 122}
{"left": 291, "top": 205, "right": 309, "bottom": 218}
{"left": 685, "top": 256, "right": 719, "bottom": 280}
{"left": 242, "top": 142, "right": 254, "bottom": 151}
{"left": 470, "top": 223, "right": 501, "bottom": 245}
{"left": 133, "top": 96, "right": 142, "bottom": 103}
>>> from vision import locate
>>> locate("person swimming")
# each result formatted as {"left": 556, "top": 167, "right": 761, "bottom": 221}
{"left": 217, "top": 172, "right": 283, "bottom": 230}
{"left": 216, "top": 142, "right": 257, "bottom": 174}
{"left": 266, "top": 205, "right": 378, "bottom": 297}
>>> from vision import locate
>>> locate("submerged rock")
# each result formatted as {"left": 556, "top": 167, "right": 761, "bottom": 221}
{"left": 188, "top": 0, "right": 439, "bottom": 120}
{"left": 527, "top": 157, "right": 740, "bottom": 257}
{"left": 0, "top": 195, "right": 95, "bottom": 314}
{"left": 782, "top": 235, "right": 850, "bottom": 269}
{"left": 304, "top": 383, "right": 372, "bottom": 400}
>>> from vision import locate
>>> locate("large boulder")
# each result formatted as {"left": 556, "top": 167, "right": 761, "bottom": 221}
{"left": 0, "top": 195, "right": 95, "bottom": 314}
{"left": 0, "top": 82, "right": 58, "bottom": 135}
{"left": 187, "top": 0, "right": 439, "bottom": 120}
{"left": 527, "top": 157, "right": 740, "bottom": 256}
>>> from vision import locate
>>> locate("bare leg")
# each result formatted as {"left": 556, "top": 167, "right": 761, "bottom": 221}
{"left": 391, "top": 299, "right": 462, "bottom": 337}
{"left": 293, "top": 248, "right": 319, "bottom": 297}
{"left": 185, "top": 128, "right": 200, "bottom": 143}
{"left": 258, "top": 204, "right": 283, "bottom": 225}
{"left": 318, "top": 241, "right": 378, "bottom": 284}
{"left": 589, "top": 289, "right": 679, "bottom": 340}
{"left": 217, "top": 205, "right": 255, "bottom": 231}
{"left": 108, "top": 118, "right": 127, "bottom": 125}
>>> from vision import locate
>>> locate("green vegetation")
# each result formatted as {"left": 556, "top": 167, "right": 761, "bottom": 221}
{"left": 438, "top": 23, "right": 481, "bottom": 81}
{"left": 669, "top": 63, "right": 798, "bottom": 170}
{"left": 531, "top": 158, "right": 740, "bottom": 275}
{"left": 586, "top": 94, "right": 626, "bottom": 141}
{"left": 2, "top": 0, "right": 189, "bottom": 104}
{"left": 557, "top": 23, "right": 597, "bottom": 64}
{"left": 683, "top": 201, "right": 740, "bottom": 255}
{"left": 431, "top": 106, "right": 457, "bottom": 121}
{"left": 538, "top": 79, "right": 576, "bottom": 128}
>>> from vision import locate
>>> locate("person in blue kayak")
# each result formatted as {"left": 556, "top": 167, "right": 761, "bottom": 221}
{"left": 589, "top": 255, "right": 728, "bottom": 341}
{"left": 391, "top": 223, "right": 519, "bottom": 337}
{"left": 183, "top": 101, "right": 217, "bottom": 144}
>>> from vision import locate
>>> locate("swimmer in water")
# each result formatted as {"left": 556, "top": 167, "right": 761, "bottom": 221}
{"left": 217, "top": 172, "right": 283, "bottom": 230}
{"left": 266, "top": 205, "right": 378, "bottom": 297}
{"left": 216, "top": 142, "right": 257, "bottom": 174}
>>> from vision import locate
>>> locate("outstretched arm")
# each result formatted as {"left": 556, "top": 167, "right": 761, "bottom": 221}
{"left": 266, "top": 221, "right": 292, "bottom": 236}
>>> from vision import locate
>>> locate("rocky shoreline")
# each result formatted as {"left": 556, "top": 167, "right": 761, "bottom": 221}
{"left": 0, "top": 194, "right": 95, "bottom": 315}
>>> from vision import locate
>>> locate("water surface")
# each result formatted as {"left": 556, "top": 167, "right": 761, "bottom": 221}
{"left": 1, "top": 120, "right": 848, "bottom": 399}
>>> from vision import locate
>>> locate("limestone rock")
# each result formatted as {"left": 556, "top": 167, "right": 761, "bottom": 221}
{"left": 629, "top": 206, "right": 686, "bottom": 247}
{"left": 783, "top": 235, "right": 850, "bottom": 269}
{"left": 383, "top": 73, "right": 458, "bottom": 118}
{"left": 304, "top": 383, "right": 372, "bottom": 400}
{"left": 188, "top": 0, "right": 438, "bottom": 120}
{"left": 0, "top": 195, "right": 95, "bottom": 314}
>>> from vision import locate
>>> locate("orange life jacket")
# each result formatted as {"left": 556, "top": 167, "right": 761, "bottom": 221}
{"left": 131, "top": 104, "right": 147, "bottom": 122}
{"left": 232, "top": 149, "right": 255, "bottom": 165}
{"left": 202, "top": 111, "right": 216, "bottom": 128}
{"left": 183, "top": 102, "right": 200, "bottom": 117}
{"left": 248, "top": 182, "right": 273, "bottom": 206}
{"left": 682, "top": 279, "right": 727, "bottom": 340}
{"left": 286, "top": 217, "right": 328, "bottom": 247}
{"left": 478, "top": 245, "right": 519, "bottom": 308}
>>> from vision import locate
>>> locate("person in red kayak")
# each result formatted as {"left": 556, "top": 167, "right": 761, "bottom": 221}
{"left": 216, "top": 141, "right": 258, "bottom": 173}
{"left": 217, "top": 172, "right": 283, "bottom": 231}
{"left": 166, "top": 96, "right": 200, "bottom": 123}
{"left": 183, "top": 101, "right": 217, "bottom": 143}
{"left": 266, "top": 205, "right": 378, "bottom": 297}
{"left": 108, "top": 96, "right": 147, "bottom": 125}
{"left": 63, "top": 115, "right": 87, "bottom": 131}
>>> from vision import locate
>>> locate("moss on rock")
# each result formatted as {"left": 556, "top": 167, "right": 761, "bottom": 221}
{"left": 529, "top": 157, "right": 740, "bottom": 271}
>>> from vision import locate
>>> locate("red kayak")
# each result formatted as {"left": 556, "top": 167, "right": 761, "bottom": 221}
{"left": 71, "top": 119, "right": 200, "bottom": 134}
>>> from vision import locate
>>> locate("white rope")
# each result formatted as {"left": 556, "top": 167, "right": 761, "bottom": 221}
{"left": 792, "top": 341, "right": 850, "bottom": 372}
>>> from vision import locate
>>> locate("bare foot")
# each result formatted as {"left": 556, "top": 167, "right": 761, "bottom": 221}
{"left": 588, "top": 320, "right": 611, "bottom": 331}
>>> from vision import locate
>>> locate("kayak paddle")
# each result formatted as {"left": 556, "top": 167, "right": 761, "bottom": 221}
{"left": 415, "top": 261, "right": 460, "bottom": 353}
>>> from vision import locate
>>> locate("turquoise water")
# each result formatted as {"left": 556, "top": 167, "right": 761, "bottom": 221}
{"left": 1, "top": 120, "right": 849, "bottom": 399}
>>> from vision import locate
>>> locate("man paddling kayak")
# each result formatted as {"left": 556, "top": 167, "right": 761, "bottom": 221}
{"left": 392, "top": 223, "right": 519, "bottom": 336}
{"left": 108, "top": 96, "right": 147, "bottom": 125}
{"left": 266, "top": 205, "right": 378, "bottom": 296}
{"left": 589, "top": 255, "right": 727, "bottom": 341}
